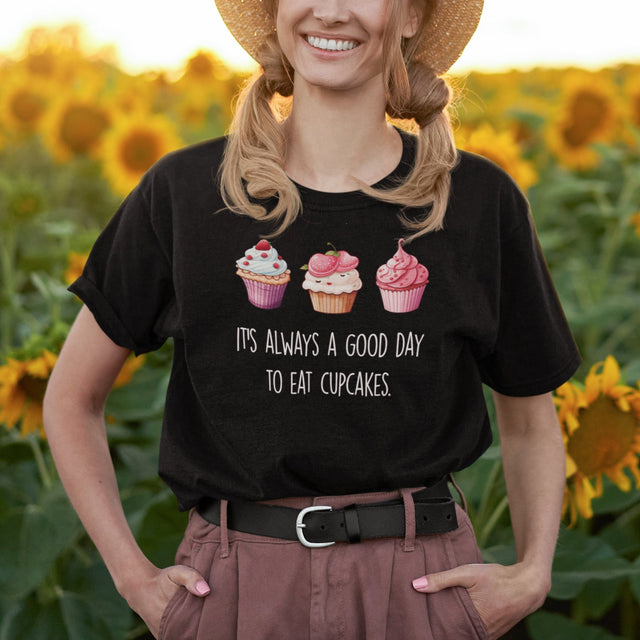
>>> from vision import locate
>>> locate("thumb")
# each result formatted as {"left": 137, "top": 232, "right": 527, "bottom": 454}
{"left": 167, "top": 565, "right": 211, "bottom": 597}
{"left": 412, "top": 566, "right": 475, "bottom": 593}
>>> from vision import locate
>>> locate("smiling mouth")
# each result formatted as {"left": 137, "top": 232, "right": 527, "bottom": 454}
{"left": 306, "top": 35, "right": 360, "bottom": 52}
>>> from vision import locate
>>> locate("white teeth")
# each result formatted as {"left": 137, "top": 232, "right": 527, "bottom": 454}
{"left": 306, "top": 35, "right": 358, "bottom": 51}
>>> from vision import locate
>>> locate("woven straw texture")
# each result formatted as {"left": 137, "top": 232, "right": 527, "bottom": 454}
{"left": 215, "top": 0, "right": 483, "bottom": 75}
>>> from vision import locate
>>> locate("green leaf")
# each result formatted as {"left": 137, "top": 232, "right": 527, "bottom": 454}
{"left": 0, "top": 591, "right": 113, "bottom": 640}
{"left": 136, "top": 490, "right": 188, "bottom": 569}
{"left": 527, "top": 611, "right": 625, "bottom": 640}
{"left": 575, "top": 577, "right": 624, "bottom": 620}
{"left": 300, "top": 264, "right": 309, "bottom": 270}
{"left": 59, "top": 557, "right": 132, "bottom": 640}
{"left": 550, "top": 528, "right": 640, "bottom": 600}
{"left": 59, "top": 592, "right": 113, "bottom": 640}
{"left": 105, "top": 366, "right": 169, "bottom": 421}
{"left": 0, "top": 494, "right": 81, "bottom": 600}
{"left": 0, "top": 595, "right": 65, "bottom": 640}
{"left": 591, "top": 477, "right": 640, "bottom": 516}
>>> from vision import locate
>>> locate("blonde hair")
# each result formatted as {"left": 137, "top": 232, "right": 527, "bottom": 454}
{"left": 219, "top": 0, "right": 457, "bottom": 242}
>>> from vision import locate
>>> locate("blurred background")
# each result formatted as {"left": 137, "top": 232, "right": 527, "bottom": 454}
{"left": 0, "top": 2, "right": 639, "bottom": 639}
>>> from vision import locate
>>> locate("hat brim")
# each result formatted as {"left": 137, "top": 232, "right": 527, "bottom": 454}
{"left": 215, "top": 0, "right": 483, "bottom": 75}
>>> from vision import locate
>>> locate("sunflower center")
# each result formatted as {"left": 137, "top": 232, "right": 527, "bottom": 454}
{"left": 18, "top": 374, "right": 48, "bottom": 403}
{"left": 567, "top": 396, "right": 637, "bottom": 476}
{"left": 563, "top": 90, "right": 609, "bottom": 146}
{"left": 11, "top": 90, "right": 46, "bottom": 125}
{"left": 119, "top": 130, "right": 161, "bottom": 173}
{"left": 60, "top": 104, "right": 109, "bottom": 154}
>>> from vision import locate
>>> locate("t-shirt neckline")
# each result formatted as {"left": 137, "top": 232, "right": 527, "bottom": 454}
{"left": 289, "top": 128, "right": 416, "bottom": 212}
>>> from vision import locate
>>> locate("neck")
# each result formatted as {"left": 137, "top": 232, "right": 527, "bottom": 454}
{"left": 282, "top": 78, "right": 402, "bottom": 192}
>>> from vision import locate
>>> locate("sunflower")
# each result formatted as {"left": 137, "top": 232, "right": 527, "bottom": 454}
{"left": 0, "top": 350, "right": 58, "bottom": 438}
{"left": 64, "top": 251, "right": 89, "bottom": 285}
{"left": 42, "top": 94, "right": 111, "bottom": 162}
{"left": 20, "top": 25, "right": 107, "bottom": 95}
{"left": 181, "top": 50, "right": 233, "bottom": 84}
{"left": 0, "top": 74, "right": 51, "bottom": 134}
{"left": 456, "top": 123, "right": 538, "bottom": 191}
{"left": 100, "top": 113, "right": 182, "bottom": 196}
{"left": 555, "top": 356, "right": 640, "bottom": 525}
{"left": 546, "top": 73, "right": 619, "bottom": 170}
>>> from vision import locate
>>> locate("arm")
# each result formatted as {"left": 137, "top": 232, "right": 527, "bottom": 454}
{"left": 413, "top": 391, "right": 564, "bottom": 639}
{"left": 43, "top": 305, "right": 210, "bottom": 638}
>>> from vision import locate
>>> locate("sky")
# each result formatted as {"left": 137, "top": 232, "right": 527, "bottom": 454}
{"left": 2, "top": 0, "right": 640, "bottom": 74}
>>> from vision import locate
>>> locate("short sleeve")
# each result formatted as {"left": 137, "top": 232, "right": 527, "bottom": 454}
{"left": 476, "top": 183, "right": 581, "bottom": 396}
{"left": 68, "top": 179, "right": 174, "bottom": 356}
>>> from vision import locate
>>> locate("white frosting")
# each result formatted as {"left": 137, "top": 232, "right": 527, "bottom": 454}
{"left": 302, "top": 269, "right": 362, "bottom": 294}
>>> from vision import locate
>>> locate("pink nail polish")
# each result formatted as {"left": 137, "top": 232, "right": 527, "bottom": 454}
{"left": 412, "top": 576, "right": 429, "bottom": 590}
{"left": 195, "top": 580, "right": 210, "bottom": 595}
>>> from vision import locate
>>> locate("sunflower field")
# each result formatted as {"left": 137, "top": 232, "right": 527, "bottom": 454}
{"left": 0, "top": 25, "right": 639, "bottom": 640}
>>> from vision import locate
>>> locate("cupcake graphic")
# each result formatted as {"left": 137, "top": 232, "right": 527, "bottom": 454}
{"left": 236, "top": 239, "right": 290, "bottom": 309}
{"left": 376, "top": 239, "right": 428, "bottom": 313}
{"left": 302, "top": 245, "right": 362, "bottom": 314}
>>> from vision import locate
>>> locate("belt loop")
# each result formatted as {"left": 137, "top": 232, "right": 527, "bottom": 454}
{"left": 400, "top": 488, "right": 416, "bottom": 552}
{"left": 220, "top": 499, "right": 230, "bottom": 558}
{"left": 448, "top": 473, "right": 468, "bottom": 513}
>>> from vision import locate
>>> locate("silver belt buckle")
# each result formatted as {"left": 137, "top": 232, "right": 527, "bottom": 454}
{"left": 296, "top": 505, "right": 335, "bottom": 548}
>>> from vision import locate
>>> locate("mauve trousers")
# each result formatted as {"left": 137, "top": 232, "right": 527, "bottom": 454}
{"left": 158, "top": 486, "right": 490, "bottom": 640}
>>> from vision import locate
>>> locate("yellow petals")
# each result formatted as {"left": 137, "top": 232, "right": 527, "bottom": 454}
{"left": 555, "top": 355, "right": 640, "bottom": 526}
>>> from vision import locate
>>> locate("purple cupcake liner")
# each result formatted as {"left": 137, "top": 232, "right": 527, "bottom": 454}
{"left": 242, "top": 278, "right": 288, "bottom": 309}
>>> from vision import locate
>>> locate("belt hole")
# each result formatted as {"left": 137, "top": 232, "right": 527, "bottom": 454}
{"left": 320, "top": 524, "right": 326, "bottom": 530}
{"left": 446, "top": 514, "right": 452, "bottom": 520}
{"left": 340, "top": 523, "right": 344, "bottom": 528}
{"left": 423, "top": 515, "right": 428, "bottom": 521}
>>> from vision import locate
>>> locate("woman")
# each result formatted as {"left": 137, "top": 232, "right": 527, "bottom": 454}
{"left": 43, "top": 1, "right": 581, "bottom": 638}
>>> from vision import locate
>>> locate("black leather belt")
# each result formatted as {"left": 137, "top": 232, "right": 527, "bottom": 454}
{"left": 197, "top": 478, "right": 458, "bottom": 548}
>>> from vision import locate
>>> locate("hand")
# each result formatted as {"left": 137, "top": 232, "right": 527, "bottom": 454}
{"left": 412, "top": 562, "right": 550, "bottom": 639}
{"left": 120, "top": 564, "right": 211, "bottom": 639}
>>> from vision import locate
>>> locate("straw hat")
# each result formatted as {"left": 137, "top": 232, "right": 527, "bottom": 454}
{"left": 215, "top": 0, "right": 484, "bottom": 75}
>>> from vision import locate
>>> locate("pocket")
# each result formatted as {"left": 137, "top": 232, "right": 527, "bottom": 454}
{"left": 454, "top": 583, "right": 491, "bottom": 640}
{"left": 419, "top": 509, "right": 490, "bottom": 640}
{"left": 442, "top": 511, "right": 490, "bottom": 640}
{"left": 158, "top": 586, "right": 189, "bottom": 640}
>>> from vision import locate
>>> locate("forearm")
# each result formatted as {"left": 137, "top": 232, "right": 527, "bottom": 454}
{"left": 495, "top": 392, "right": 565, "bottom": 587}
{"left": 44, "top": 399, "right": 155, "bottom": 595}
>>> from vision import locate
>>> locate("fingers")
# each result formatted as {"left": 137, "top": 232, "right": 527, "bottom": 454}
{"left": 412, "top": 564, "right": 479, "bottom": 593}
{"left": 166, "top": 565, "right": 211, "bottom": 597}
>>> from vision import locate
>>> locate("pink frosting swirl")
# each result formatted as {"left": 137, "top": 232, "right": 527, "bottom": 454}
{"left": 376, "top": 240, "right": 429, "bottom": 290}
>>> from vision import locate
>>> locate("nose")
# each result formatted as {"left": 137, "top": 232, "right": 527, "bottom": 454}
{"left": 312, "top": 0, "right": 350, "bottom": 25}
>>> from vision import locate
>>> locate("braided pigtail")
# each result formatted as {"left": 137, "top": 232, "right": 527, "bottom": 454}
{"left": 360, "top": 0, "right": 458, "bottom": 242}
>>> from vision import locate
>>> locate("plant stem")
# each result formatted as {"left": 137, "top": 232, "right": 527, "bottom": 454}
{"left": 475, "top": 460, "right": 503, "bottom": 529}
{"left": 29, "top": 434, "right": 53, "bottom": 490}
{"left": 478, "top": 495, "right": 510, "bottom": 548}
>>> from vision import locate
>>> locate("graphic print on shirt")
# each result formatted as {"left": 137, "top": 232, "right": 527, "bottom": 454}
{"left": 376, "top": 239, "right": 429, "bottom": 313}
{"left": 301, "top": 244, "right": 362, "bottom": 314}
{"left": 235, "top": 240, "right": 291, "bottom": 309}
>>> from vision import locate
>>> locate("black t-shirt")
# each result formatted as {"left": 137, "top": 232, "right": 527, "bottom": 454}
{"left": 69, "top": 131, "right": 581, "bottom": 510}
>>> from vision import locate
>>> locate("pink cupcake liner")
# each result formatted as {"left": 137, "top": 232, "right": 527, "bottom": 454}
{"left": 242, "top": 278, "right": 288, "bottom": 309}
{"left": 378, "top": 285, "right": 426, "bottom": 313}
